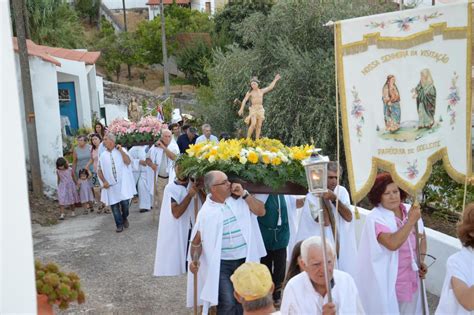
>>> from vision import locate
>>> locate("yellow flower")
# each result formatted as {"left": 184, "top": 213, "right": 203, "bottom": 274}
{"left": 239, "top": 156, "right": 247, "bottom": 164}
{"left": 262, "top": 154, "right": 271, "bottom": 165}
{"left": 247, "top": 151, "right": 259, "bottom": 164}
{"left": 186, "top": 143, "right": 205, "bottom": 157}
{"left": 271, "top": 157, "right": 282, "bottom": 166}
{"left": 208, "top": 155, "right": 216, "bottom": 163}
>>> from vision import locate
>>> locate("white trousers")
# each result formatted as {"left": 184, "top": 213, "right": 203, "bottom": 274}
{"left": 136, "top": 173, "right": 151, "bottom": 210}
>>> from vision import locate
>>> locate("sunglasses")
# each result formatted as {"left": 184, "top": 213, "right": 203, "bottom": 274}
{"left": 213, "top": 179, "right": 230, "bottom": 186}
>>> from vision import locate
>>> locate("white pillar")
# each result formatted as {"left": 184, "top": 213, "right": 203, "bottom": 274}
{"left": 0, "top": 0, "right": 37, "bottom": 313}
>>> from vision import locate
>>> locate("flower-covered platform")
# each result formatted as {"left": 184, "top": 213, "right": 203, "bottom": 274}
{"left": 177, "top": 138, "right": 313, "bottom": 194}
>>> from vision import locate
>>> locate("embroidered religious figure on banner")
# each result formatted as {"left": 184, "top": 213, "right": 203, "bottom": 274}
{"left": 382, "top": 75, "right": 402, "bottom": 132}
{"left": 412, "top": 69, "right": 437, "bottom": 129}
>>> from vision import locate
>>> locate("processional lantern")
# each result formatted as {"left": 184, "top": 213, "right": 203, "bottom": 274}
{"left": 302, "top": 149, "right": 329, "bottom": 195}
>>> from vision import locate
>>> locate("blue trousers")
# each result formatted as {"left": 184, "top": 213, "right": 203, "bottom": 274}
{"left": 110, "top": 199, "right": 130, "bottom": 228}
{"left": 217, "top": 258, "right": 245, "bottom": 315}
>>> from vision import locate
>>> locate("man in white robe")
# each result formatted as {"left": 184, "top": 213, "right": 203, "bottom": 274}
{"left": 187, "top": 171, "right": 267, "bottom": 315}
{"left": 295, "top": 162, "right": 357, "bottom": 276}
{"left": 129, "top": 145, "right": 151, "bottom": 212}
{"left": 98, "top": 133, "right": 137, "bottom": 233}
{"left": 146, "top": 129, "right": 179, "bottom": 220}
{"left": 153, "top": 166, "right": 204, "bottom": 276}
{"left": 281, "top": 236, "right": 364, "bottom": 315}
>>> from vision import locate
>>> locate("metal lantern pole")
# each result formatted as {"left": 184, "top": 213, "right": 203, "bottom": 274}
{"left": 318, "top": 209, "right": 333, "bottom": 303}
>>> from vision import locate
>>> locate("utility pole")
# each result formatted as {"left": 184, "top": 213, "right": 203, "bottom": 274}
{"left": 121, "top": 0, "right": 132, "bottom": 80}
{"left": 11, "top": 0, "right": 43, "bottom": 196}
{"left": 160, "top": 0, "right": 170, "bottom": 96}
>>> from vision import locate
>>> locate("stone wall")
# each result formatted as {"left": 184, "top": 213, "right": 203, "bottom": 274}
{"left": 103, "top": 80, "right": 197, "bottom": 117}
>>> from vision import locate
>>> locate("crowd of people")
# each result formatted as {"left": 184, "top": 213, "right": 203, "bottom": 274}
{"left": 55, "top": 118, "right": 474, "bottom": 314}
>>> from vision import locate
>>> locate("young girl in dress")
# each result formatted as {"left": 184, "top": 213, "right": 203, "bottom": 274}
{"left": 56, "top": 157, "right": 79, "bottom": 220}
{"left": 77, "top": 169, "right": 95, "bottom": 214}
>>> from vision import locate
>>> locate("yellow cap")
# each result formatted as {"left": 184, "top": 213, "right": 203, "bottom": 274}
{"left": 230, "top": 262, "right": 273, "bottom": 301}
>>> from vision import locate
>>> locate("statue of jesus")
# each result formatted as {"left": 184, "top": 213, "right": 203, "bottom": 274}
{"left": 237, "top": 74, "right": 281, "bottom": 139}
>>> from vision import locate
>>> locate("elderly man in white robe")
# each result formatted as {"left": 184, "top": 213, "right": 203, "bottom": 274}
{"left": 295, "top": 162, "right": 357, "bottom": 276}
{"left": 187, "top": 170, "right": 267, "bottom": 315}
{"left": 153, "top": 165, "right": 204, "bottom": 276}
{"left": 146, "top": 129, "right": 179, "bottom": 220}
{"left": 129, "top": 145, "right": 151, "bottom": 213}
{"left": 98, "top": 133, "right": 137, "bottom": 233}
{"left": 281, "top": 236, "right": 364, "bottom": 315}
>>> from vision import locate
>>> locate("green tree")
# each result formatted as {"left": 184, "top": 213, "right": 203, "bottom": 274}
{"left": 135, "top": 17, "right": 179, "bottom": 65}
{"left": 197, "top": 0, "right": 396, "bottom": 161}
{"left": 165, "top": 3, "right": 214, "bottom": 33}
{"left": 213, "top": 0, "right": 273, "bottom": 48}
{"left": 25, "top": 0, "right": 85, "bottom": 48}
{"left": 176, "top": 39, "right": 212, "bottom": 86}
{"left": 75, "top": 0, "right": 101, "bottom": 25}
{"left": 95, "top": 18, "right": 122, "bottom": 80}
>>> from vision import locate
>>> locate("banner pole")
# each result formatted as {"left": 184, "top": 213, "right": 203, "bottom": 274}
{"left": 332, "top": 22, "right": 340, "bottom": 256}
{"left": 413, "top": 193, "right": 428, "bottom": 315}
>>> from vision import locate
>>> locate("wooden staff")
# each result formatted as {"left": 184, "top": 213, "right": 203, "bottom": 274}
{"left": 318, "top": 209, "right": 333, "bottom": 303}
{"left": 413, "top": 194, "right": 427, "bottom": 315}
{"left": 193, "top": 191, "right": 199, "bottom": 315}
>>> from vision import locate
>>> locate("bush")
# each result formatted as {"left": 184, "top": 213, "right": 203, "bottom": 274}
{"left": 423, "top": 161, "right": 474, "bottom": 214}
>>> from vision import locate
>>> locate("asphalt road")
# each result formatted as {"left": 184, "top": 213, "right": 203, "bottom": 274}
{"left": 33, "top": 203, "right": 191, "bottom": 314}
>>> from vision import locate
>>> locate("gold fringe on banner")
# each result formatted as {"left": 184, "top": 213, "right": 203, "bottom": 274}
{"left": 341, "top": 23, "right": 468, "bottom": 56}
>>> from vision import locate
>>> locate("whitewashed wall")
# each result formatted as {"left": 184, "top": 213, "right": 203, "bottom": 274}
{"left": 148, "top": 5, "right": 159, "bottom": 20}
{"left": 355, "top": 207, "right": 462, "bottom": 296}
{"left": 190, "top": 0, "right": 215, "bottom": 14}
{"left": 87, "top": 65, "right": 100, "bottom": 120}
{"left": 96, "top": 76, "right": 104, "bottom": 107}
{"left": 2, "top": 0, "right": 37, "bottom": 312}
{"left": 103, "top": 0, "right": 148, "bottom": 9}
{"left": 56, "top": 58, "right": 92, "bottom": 128}
{"left": 16, "top": 56, "right": 63, "bottom": 196}
{"left": 104, "top": 103, "right": 128, "bottom": 125}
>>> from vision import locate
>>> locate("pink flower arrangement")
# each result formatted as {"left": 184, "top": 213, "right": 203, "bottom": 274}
{"left": 107, "top": 116, "right": 163, "bottom": 146}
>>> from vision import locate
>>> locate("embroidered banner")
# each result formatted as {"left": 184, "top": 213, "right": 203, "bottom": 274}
{"left": 336, "top": 2, "right": 472, "bottom": 202}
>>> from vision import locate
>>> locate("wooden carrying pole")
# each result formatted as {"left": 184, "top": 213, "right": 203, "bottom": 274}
{"left": 318, "top": 209, "right": 333, "bottom": 303}
{"left": 193, "top": 195, "right": 199, "bottom": 315}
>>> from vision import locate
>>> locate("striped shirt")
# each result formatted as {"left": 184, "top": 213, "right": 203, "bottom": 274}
{"left": 221, "top": 203, "right": 247, "bottom": 260}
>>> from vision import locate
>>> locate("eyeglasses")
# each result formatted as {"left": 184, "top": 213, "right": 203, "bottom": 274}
{"left": 213, "top": 179, "right": 230, "bottom": 186}
{"left": 421, "top": 253, "right": 437, "bottom": 268}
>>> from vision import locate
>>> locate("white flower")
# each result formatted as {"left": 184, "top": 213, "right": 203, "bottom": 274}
{"left": 239, "top": 156, "right": 247, "bottom": 164}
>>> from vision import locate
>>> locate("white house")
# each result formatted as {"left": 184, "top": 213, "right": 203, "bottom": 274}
{"left": 146, "top": 0, "right": 228, "bottom": 20}
{"left": 13, "top": 38, "right": 101, "bottom": 196}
